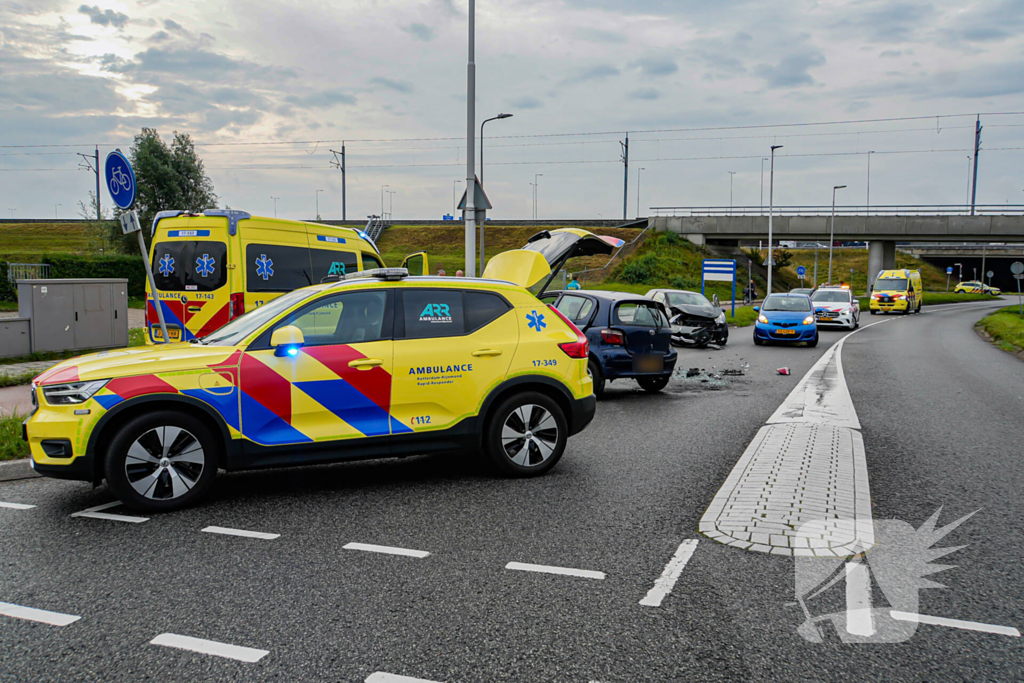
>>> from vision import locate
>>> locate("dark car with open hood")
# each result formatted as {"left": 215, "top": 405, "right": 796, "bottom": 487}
{"left": 645, "top": 289, "right": 729, "bottom": 348}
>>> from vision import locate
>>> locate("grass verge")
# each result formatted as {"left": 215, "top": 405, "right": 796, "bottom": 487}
{"left": 976, "top": 305, "right": 1024, "bottom": 355}
{"left": 0, "top": 412, "right": 29, "bottom": 461}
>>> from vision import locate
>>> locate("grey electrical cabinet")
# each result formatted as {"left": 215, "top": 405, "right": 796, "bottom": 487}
{"left": 17, "top": 279, "right": 129, "bottom": 353}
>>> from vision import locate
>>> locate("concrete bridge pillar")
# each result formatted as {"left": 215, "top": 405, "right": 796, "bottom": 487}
{"left": 867, "top": 240, "right": 896, "bottom": 291}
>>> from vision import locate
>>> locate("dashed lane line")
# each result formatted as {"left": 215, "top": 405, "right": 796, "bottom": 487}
{"left": 201, "top": 526, "right": 280, "bottom": 540}
{"left": 0, "top": 502, "right": 35, "bottom": 510}
{"left": 890, "top": 611, "right": 1021, "bottom": 638}
{"left": 639, "top": 540, "right": 699, "bottom": 607}
{"left": 70, "top": 501, "right": 149, "bottom": 524}
{"left": 0, "top": 601, "right": 80, "bottom": 626}
{"left": 150, "top": 633, "right": 269, "bottom": 662}
{"left": 366, "top": 673, "right": 444, "bottom": 682}
{"left": 505, "top": 562, "right": 606, "bottom": 580}
{"left": 343, "top": 542, "right": 431, "bottom": 558}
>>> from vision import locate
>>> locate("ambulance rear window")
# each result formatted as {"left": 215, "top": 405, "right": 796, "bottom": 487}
{"left": 152, "top": 241, "right": 228, "bottom": 292}
{"left": 245, "top": 244, "right": 314, "bottom": 292}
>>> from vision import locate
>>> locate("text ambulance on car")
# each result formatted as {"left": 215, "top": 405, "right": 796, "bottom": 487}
{"left": 23, "top": 228, "right": 620, "bottom": 512}
{"left": 145, "top": 210, "right": 429, "bottom": 343}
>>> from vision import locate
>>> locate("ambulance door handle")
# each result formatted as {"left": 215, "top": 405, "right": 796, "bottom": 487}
{"left": 348, "top": 358, "right": 383, "bottom": 370}
{"left": 472, "top": 349, "right": 503, "bottom": 357}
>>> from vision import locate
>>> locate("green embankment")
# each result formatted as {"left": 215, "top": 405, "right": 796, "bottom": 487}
{"left": 977, "top": 305, "right": 1024, "bottom": 355}
{"left": 0, "top": 413, "right": 29, "bottom": 461}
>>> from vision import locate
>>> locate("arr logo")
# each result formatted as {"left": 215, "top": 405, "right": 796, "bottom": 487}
{"left": 419, "top": 303, "right": 452, "bottom": 324}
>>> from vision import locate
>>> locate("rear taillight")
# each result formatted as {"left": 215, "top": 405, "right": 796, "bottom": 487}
{"left": 600, "top": 329, "right": 625, "bottom": 345}
{"left": 229, "top": 292, "right": 245, "bottom": 320}
{"left": 547, "top": 304, "right": 590, "bottom": 359}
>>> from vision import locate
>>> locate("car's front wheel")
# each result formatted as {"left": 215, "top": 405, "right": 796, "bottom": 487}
{"left": 753, "top": 333, "right": 765, "bottom": 345}
{"left": 587, "top": 359, "right": 606, "bottom": 398}
{"left": 484, "top": 392, "right": 567, "bottom": 477}
{"left": 807, "top": 333, "right": 819, "bottom": 348}
{"left": 105, "top": 411, "right": 219, "bottom": 513}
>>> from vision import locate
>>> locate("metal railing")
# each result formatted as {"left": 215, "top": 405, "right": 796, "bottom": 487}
{"left": 6, "top": 262, "right": 50, "bottom": 282}
{"left": 364, "top": 215, "right": 391, "bottom": 243}
{"left": 572, "top": 221, "right": 655, "bottom": 286}
{"left": 650, "top": 204, "right": 1024, "bottom": 217}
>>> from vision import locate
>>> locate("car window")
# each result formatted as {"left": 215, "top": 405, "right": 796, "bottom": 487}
{"left": 245, "top": 243, "right": 313, "bottom": 292}
{"left": 277, "top": 290, "right": 388, "bottom": 346}
{"left": 402, "top": 289, "right": 465, "bottom": 339}
{"left": 763, "top": 295, "right": 811, "bottom": 312}
{"left": 152, "top": 240, "right": 228, "bottom": 292}
{"left": 538, "top": 294, "right": 559, "bottom": 305}
{"left": 874, "top": 277, "right": 908, "bottom": 290}
{"left": 811, "top": 290, "right": 851, "bottom": 303}
{"left": 362, "top": 254, "right": 384, "bottom": 270}
{"left": 555, "top": 295, "right": 589, "bottom": 320}
{"left": 614, "top": 302, "right": 663, "bottom": 326}
{"left": 204, "top": 288, "right": 318, "bottom": 346}
{"left": 310, "top": 249, "right": 359, "bottom": 282}
{"left": 465, "top": 291, "right": 512, "bottom": 332}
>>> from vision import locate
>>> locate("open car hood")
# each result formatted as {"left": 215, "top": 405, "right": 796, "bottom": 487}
{"left": 668, "top": 303, "right": 720, "bottom": 320}
{"left": 482, "top": 228, "right": 625, "bottom": 289}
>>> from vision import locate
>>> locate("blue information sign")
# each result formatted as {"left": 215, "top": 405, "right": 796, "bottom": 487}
{"left": 104, "top": 150, "right": 137, "bottom": 210}
{"left": 946, "top": 266, "right": 954, "bottom": 274}
{"left": 796, "top": 265, "right": 807, "bottom": 278}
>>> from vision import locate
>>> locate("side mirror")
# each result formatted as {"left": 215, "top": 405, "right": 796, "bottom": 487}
{"left": 753, "top": 306, "right": 760, "bottom": 312}
{"left": 271, "top": 325, "right": 305, "bottom": 356}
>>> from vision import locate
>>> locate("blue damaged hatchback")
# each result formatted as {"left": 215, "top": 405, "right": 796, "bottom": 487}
{"left": 753, "top": 293, "right": 819, "bottom": 347}
{"left": 542, "top": 290, "right": 677, "bottom": 397}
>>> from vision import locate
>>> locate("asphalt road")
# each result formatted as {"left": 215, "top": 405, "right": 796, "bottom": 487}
{"left": 1, "top": 300, "right": 1020, "bottom": 682}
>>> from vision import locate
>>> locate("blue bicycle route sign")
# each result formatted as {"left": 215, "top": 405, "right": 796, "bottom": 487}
{"left": 796, "top": 265, "right": 807, "bottom": 278}
{"left": 104, "top": 150, "right": 137, "bottom": 210}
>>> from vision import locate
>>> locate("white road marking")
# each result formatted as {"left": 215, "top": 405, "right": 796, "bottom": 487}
{"left": 150, "top": 633, "right": 269, "bottom": 662}
{"left": 0, "top": 502, "right": 36, "bottom": 510}
{"left": 0, "top": 601, "right": 80, "bottom": 626}
{"left": 202, "top": 526, "right": 280, "bottom": 540}
{"left": 71, "top": 501, "right": 149, "bottom": 524}
{"left": 890, "top": 611, "right": 1021, "bottom": 637}
{"left": 366, "top": 673, "right": 444, "bottom": 683}
{"left": 845, "top": 560, "right": 874, "bottom": 636}
{"left": 505, "top": 561, "right": 606, "bottom": 580}
{"left": 343, "top": 542, "right": 430, "bottom": 558}
{"left": 639, "top": 539, "right": 699, "bottom": 607}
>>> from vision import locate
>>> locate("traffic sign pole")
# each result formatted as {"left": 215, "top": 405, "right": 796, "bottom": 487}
{"left": 106, "top": 150, "right": 170, "bottom": 344}
{"left": 1011, "top": 262, "right": 1024, "bottom": 316}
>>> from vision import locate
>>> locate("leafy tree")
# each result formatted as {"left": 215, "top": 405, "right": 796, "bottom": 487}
{"left": 772, "top": 248, "right": 793, "bottom": 269}
{"left": 77, "top": 191, "right": 114, "bottom": 253}
{"left": 109, "top": 128, "right": 217, "bottom": 253}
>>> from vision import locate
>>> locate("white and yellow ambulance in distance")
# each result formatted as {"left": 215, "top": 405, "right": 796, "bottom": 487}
{"left": 869, "top": 269, "right": 923, "bottom": 315}
{"left": 145, "top": 210, "right": 429, "bottom": 343}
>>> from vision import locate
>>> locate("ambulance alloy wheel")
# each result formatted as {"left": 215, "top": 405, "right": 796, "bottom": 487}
{"left": 485, "top": 392, "right": 567, "bottom": 477}
{"left": 105, "top": 411, "right": 219, "bottom": 513}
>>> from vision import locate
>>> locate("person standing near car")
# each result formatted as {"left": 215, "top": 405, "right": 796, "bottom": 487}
{"left": 567, "top": 274, "right": 581, "bottom": 290}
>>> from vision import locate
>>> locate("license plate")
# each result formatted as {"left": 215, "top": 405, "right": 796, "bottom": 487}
{"left": 633, "top": 354, "right": 664, "bottom": 373}
{"left": 152, "top": 327, "right": 181, "bottom": 341}
{"left": 776, "top": 329, "right": 796, "bottom": 335}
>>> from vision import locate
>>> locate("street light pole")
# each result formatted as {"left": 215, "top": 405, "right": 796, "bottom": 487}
{"left": 380, "top": 184, "right": 389, "bottom": 218}
{"left": 480, "top": 113, "right": 512, "bottom": 186}
{"left": 767, "top": 145, "right": 782, "bottom": 295}
{"left": 636, "top": 167, "right": 645, "bottom": 218}
{"left": 534, "top": 173, "right": 543, "bottom": 220}
{"left": 54, "top": 203, "right": 61, "bottom": 219}
{"left": 387, "top": 190, "right": 396, "bottom": 220}
{"left": 729, "top": 171, "right": 736, "bottom": 214}
{"left": 829, "top": 185, "right": 847, "bottom": 284}
{"left": 464, "top": 0, "right": 477, "bottom": 276}
{"left": 270, "top": 196, "right": 279, "bottom": 218}
{"left": 315, "top": 189, "right": 323, "bottom": 221}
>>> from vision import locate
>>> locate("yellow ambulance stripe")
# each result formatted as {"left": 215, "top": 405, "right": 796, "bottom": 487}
{"left": 288, "top": 384, "right": 364, "bottom": 440}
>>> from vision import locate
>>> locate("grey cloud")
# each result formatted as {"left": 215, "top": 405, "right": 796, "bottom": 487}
{"left": 77, "top": 4, "right": 129, "bottom": 28}
{"left": 561, "top": 64, "right": 619, "bottom": 84}
{"left": 627, "top": 88, "right": 660, "bottom": 100}
{"left": 106, "top": 47, "right": 297, "bottom": 83}
{"left": 754, "top": 50, "right": 825, "bottom": 87}
{"left": 198, "top": 107, "right": 262, "bottom": 132}
{"left": 149, "top": 30, "right": 170, "bottom": 41}
{"left": 574, "top": 28, "right": 627, "bottom": 43}
{"left": 402, "top": 23, "right": 434, "bottom": 41}
{"left": 880, "top": 50, "right": 903, "bottom": 57}
{"left": 164, "top": 19, "right": 185, "bottom": 32}
{"left": 940, "top": 0, "right": 1024, "bottom": 44}
{"left": 507, "top": 96, "right": 542, "bottom": 109}
{"left": 0, "top": 70, "right": 129, "bottom": 113}
{"left": 830, "top": 1, "right": 932, "bottom": 43}
{"left": 369, "top": 77, "right": 413, "bottom": 93}
{"left": 285, "top": 90, "right": 358, "bottom": 107}
{"left": 628, "top": 57, "right": 678, "bottom": 77}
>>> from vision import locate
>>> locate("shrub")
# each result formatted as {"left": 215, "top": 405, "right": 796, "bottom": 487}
{"left": 618, "top": 254, "right": 659, "bottom": 284}
{"left": 772, "top": 248, "right": 793, "bottom": 269}
{"left": 670, "top": 275, "right": 699, "bottom": 290}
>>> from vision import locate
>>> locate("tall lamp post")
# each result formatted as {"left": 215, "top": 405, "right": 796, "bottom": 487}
{"left": 728, "top": 171, "right": 736, "bottom": 214}
{"left": 380, "top": 184, "right": 389, "bottom": 219}
{"left": 315, "top": 189, "right": 323, "bottom": 221}
{"left": 387, "top": 190, "right": 396, "bottom": 221}
{"left": 54, "top": 203, "right": 61, "bottom": 219}
{"left": 828, "top": 184, "right": 847, "bottom": 284}
{"left": 767, "top": 145, "right": 783, "bottom": 295}
{"left": 636, "top": 167, "right": 645, "bottom": 218}
{"left": 533, "top": 173, "right": 543, "bottom": 220}
{"left": 479, "top": 112, "right": 512, "bottom": 274}
{"left": 464, "top": 0, "right": 477, "bottom": 276}
{"left": 270, "top": 196, "right": 279, "bottom": 218}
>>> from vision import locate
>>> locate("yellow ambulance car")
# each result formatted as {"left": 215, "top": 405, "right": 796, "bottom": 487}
{"left": 869, "top": 269, "right": 923, "bottom": 315}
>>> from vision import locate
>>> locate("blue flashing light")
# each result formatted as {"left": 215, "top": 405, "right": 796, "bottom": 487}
{"left": 286, "top": 346, "right": 299, "bottom": 357}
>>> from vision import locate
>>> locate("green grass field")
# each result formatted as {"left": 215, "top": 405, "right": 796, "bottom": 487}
{"left": 0, "top": 222, "right": 112, "bottom": 259}
{"left": 977, "top": 305, "right": 1024, "bottom": 354}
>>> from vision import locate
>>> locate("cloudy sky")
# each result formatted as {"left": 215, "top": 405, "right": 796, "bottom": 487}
{"left": 2, "top": 0, "right": 1024, "bottom": 221}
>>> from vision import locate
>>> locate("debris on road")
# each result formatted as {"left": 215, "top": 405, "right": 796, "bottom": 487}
{"left": 777, "top": 367, "right": 791, "bottom": 375}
